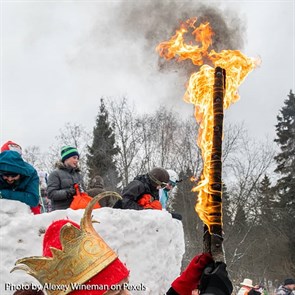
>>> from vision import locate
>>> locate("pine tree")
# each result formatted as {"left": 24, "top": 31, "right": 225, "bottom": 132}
{"left": 274, "top": 89, "right": 295, "bottom": 274}
{"left": 87, "top": 98, "right": 121, "bottom": 190}
{"left": 258, "top": 174, "right": 277, "bottom": 224}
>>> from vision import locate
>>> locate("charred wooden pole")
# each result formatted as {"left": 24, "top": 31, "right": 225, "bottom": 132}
{"left": 203, "top": 66, "right": 226, "bottom": 262}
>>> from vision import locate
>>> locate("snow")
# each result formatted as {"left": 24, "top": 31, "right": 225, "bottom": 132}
{"left": 0, "top": 199, "right": 185, "bottom": 295}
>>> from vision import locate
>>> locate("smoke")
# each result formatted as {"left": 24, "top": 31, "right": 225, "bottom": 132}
{"left": 113, "top": 0, "right": 247, "bottom": 76}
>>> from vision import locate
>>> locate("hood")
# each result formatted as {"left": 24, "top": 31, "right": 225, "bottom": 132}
{"left": 0, "top": 151, "right": 33, "bottom": 177}
{"left": 55, "top": 161, "right": 80, "bottom": 172}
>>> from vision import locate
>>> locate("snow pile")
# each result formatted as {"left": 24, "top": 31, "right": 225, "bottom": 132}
{"left": 0, "top": 199, "right": 185, "bottom": 295}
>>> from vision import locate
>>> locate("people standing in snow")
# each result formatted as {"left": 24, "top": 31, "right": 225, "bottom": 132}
{"left": 114, "top": 167, "right": 169, "bottom": 210}
{"left": 275, "top": 279, "right": 295, "bottom": 295}
{"left": 0, "top": 149, "right": 39, "bottom": 209}
{"left": 47, "top": 146, "right": 84, "bottom": 211}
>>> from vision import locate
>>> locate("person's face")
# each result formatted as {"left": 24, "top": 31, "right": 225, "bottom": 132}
{"left": 165, "top": 182, "right": 175, "bottom": 191}
{"left": 64, "top": 156, "right": 79, "bottom": 168}
{"left": 286, "top": 284, "right": 295, "bottom": 290}
{"left": 2, "top": 174, "right": 21, "bottom": 184}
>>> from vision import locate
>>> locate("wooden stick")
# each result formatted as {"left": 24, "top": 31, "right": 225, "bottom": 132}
{"left": 203, "top": 66, "right": 226, "bottom": 262}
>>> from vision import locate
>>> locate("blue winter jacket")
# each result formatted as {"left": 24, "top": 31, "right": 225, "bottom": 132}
{"left": 0, "top": 151, "right": 39, "bottom": 207}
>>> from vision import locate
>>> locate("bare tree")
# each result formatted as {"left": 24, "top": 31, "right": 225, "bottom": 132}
{"left": 107, "top": 97, "right": 144, "bottom": 187}
{"left": 22, "top": 145, "right": 46, "bottom": 172}
{"left": 46, "top": 122, "right": 91, "bottom": 178}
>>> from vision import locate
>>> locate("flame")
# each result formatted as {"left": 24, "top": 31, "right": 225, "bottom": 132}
{"left": 156, "top": 17, "right": 259, "bottom": 232}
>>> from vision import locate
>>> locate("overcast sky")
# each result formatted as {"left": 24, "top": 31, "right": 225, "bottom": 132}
{"left": 1, "top": 0, "right": 294, "bottom": 152}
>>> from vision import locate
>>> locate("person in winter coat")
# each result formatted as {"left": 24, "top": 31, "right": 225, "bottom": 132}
{"left": 276, "top": 279, "right": 295, "bottom": 295}
{"left": 47, "top": 146, "right": 84, "bottom": 211}
{"left": 159, "top": 169, "right": 180, "bottom": 209}
{"left": 0, "top": 150, "right": 39, "bottom": 208}
{"left": 87, "top": 175, "right": 117, "bottom": 207}
{"left": 114, "top": 167, "right": 169, "bottom": 210}
{"left": 0, "top": 140, "right": 41, "bottom": 214}
{"left": 237, "top": 279, "right": 254, "bottom": 295}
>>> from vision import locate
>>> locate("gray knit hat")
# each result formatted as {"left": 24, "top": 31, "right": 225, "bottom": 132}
{"left": 148, "top": 167, "right": 169, "bottom": 188}
{"left": 61, "top": 146, "right": 79, "bottom": 162}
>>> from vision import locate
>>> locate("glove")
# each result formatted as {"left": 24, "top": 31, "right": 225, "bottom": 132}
{"left": 66, "top": 187, "right": 76, "bottom": 199}
{"left": 144, "top": 200, "right": 162, "bottom": 210}
{"left": 137, "top": 194, "right": 152, "bottom": 207}
{"left": 171, "top": 253, "right": 213, "bottom": 295}
{"left": 199, "top": 262, "right": 233, "bottom": 295}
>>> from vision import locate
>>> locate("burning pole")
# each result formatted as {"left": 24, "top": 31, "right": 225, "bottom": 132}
{"left": 203, "top": 66, "right": 226, "bottom": 262}
{"left": 156, "top": 17, "right": 258, "bottom": 263}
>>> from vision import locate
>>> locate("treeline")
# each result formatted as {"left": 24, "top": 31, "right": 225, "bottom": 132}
{"left": 22, "top": 91, "right": 295, "bottom": 291}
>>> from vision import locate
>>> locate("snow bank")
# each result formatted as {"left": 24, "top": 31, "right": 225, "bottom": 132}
{"left": 0, "top": 199, "right": 185, "bottom": 295}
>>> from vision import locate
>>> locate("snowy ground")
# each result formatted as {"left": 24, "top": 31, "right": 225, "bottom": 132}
{"left": 0, "top": 199, "right": 185, "bottom": 295}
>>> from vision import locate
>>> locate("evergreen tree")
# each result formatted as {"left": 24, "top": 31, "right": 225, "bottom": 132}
{"left": 258, "top": 174, "right": 277, "bottom": 224}
{"left": 274, "top": 90, "right": 295, "bottom": 274}
{"left": 87, "top": 98, "right": 120, "bottom": 190}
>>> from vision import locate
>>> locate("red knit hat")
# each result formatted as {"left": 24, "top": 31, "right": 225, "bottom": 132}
{"left": 1, "top": 140, "right": 22, "bottom": 155}
{"left": 43, "top": 219, "right": 130, "bottom": 295}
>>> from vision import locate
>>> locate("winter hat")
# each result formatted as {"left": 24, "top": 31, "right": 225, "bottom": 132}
{"left": 61, "top": 146, "right": 79, "bottom": 162}
{"left": 89, "top": 175, "right": 105, "bottom": 190}
{"left": 12, "top": 198, "right": 130, "bottom": 295}
{"left": 148, "top": 167, "right": 169, "bottom": 188}
{"left": 284, "top": 278, "right": 295, "bottom": 286}
{"left": 240, "top": 278, "right": 253, "bottom": 287}
{"left": 1, "top": 140, "right": 22, "bottom": 155}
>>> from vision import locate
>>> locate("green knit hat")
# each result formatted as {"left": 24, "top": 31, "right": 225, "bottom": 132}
{"left": 61, "top": 146, "right": 79, "bottom": 162}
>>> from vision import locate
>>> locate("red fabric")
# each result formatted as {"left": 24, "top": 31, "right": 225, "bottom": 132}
{"left": 31, "top": 205, "right": 41, "bottom": 215}
{"left": 144, "top": 200, "right": 162, "bottom": 210}
{"left": 137, "top": 194, "right": 152, "bottom": 207}
{"left": 171, "top": 253, "right": 213, "bottom": 295}
{"left": 137, "top": 194, "right": 162, "bottom": 210}
{"left": 43, "top": 219, "right": 129, "bottom": 294}
{"left": 71, "top": 258, "right": 129, "bottom": 295}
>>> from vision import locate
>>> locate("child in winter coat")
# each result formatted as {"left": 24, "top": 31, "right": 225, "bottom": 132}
{"left": 114, "top": 167, "right": 169, "bottom": 210}
{"left": 47, "top": 146, "right": 84, "bottom": 210}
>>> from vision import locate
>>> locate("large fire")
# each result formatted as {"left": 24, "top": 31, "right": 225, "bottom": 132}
{"left": 156, "top": 17, "right": 259, "bottom": 233}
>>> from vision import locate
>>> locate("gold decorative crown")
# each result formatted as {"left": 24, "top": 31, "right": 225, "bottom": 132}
{"left": 11, "top": 195, "right": 118, "bottom": 295}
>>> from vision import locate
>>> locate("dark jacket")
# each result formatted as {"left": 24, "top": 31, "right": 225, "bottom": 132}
{"left": 47, "top": 161, "right": 83, "bottom": 210}
{"left": 0, "top": 151, "right": 39, "bottom": 207}
{"left": 276, "top": 286, "right": 293, "bottom": 295}
{"left": 114, "top": 174, "right": 159, "bottom": 210}
{"left": 87, "top": 175, "right": 114, "bottom": 207}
